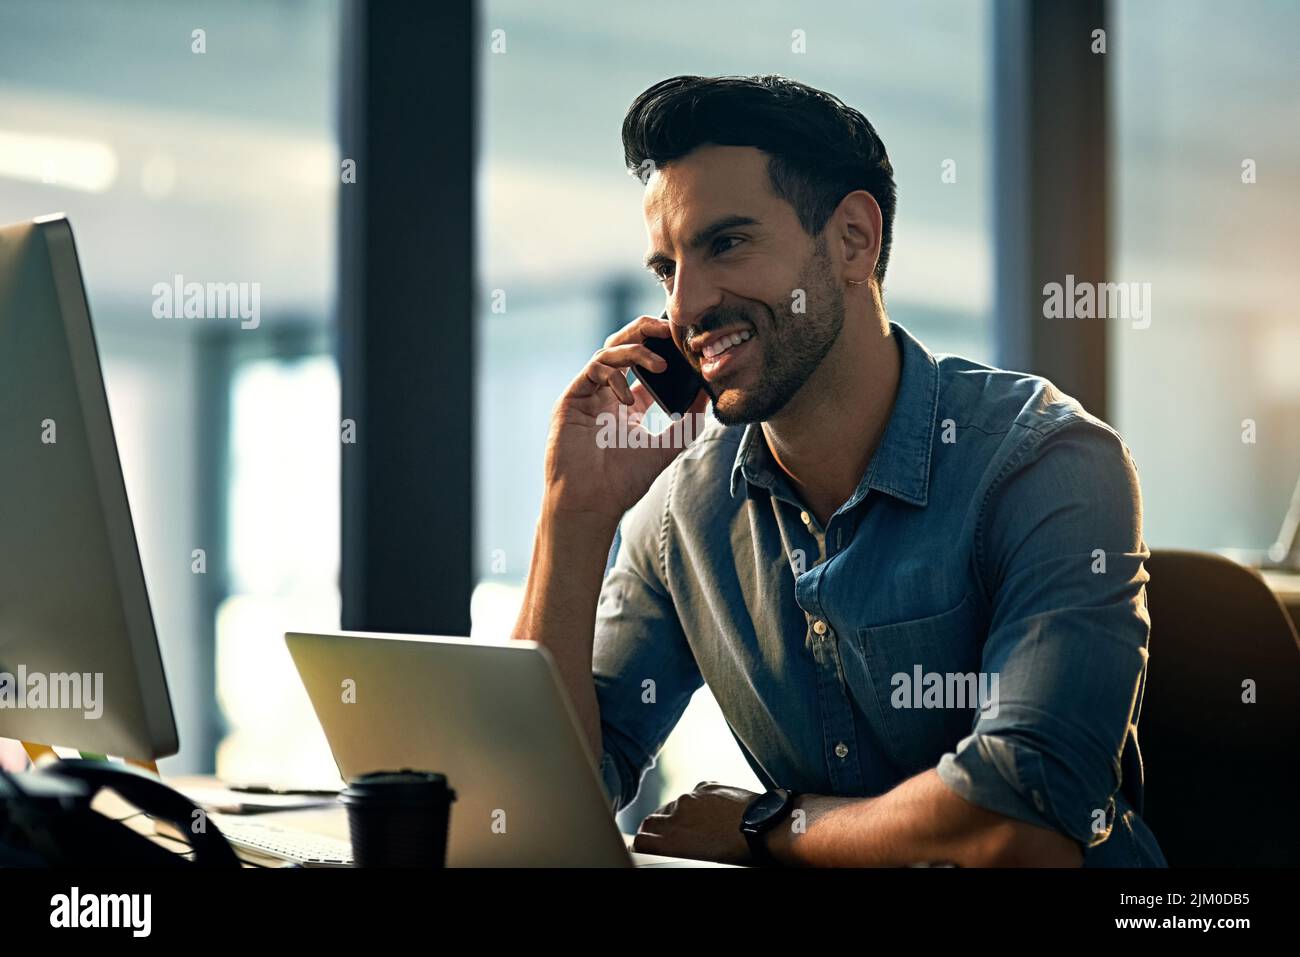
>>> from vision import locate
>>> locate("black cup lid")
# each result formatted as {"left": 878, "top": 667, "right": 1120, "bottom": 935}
{"left": 341, "top": 769, "right": 456, "bottom": 804}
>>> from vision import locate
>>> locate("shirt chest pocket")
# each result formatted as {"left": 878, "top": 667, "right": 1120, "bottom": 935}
{"left": 840, "top": 593, "right": 986, "bottom": 776}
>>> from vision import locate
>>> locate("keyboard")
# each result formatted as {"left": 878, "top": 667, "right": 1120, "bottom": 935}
{"left": 207, "top": 812, "right": 353, "bottom": 867}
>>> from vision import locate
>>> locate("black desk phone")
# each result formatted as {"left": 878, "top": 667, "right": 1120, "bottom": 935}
{"left": 0, "top": 758, "right": 241, "bottom": 867}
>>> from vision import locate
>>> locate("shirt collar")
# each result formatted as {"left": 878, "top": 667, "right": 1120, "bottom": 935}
{"left": 729, "top": 320, "right": 939, "bottom": 509}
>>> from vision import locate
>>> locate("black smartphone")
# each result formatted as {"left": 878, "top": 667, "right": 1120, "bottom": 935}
{"left": 632, "top": 311, "right": 705, "bottom": 415}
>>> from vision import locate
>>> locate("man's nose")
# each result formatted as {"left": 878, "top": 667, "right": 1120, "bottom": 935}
{"left": 666, "top": 271, "right": 721, "bottom": 331}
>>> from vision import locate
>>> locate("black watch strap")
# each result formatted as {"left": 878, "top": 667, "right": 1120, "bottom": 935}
{"left": 741, "top": 788, "right": 798, "bottom": 866}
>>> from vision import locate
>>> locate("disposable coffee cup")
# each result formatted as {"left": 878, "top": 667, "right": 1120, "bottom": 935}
{"left": 340, "top": 770, "right": 456, "bottom": 867}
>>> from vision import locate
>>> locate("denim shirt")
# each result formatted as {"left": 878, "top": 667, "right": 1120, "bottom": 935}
{"left": 593, "top": 321, "right": 1166, "bottom": 867}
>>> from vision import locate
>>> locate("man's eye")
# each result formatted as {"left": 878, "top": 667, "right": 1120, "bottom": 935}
{"left": 652, "top": 264, "right": 674, "bottom": 282}
{"left": 713, "top": 235, "right": 743, "bottom": 255}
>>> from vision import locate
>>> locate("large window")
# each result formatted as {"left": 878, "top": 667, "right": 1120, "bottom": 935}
{"left": 1111, "top": 0, "right": 1300, "bottom": 552}
{"left": 476, "top": 0, "right": 993, "bottom": 824}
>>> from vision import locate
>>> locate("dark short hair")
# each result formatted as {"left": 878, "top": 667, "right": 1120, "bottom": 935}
{"left": 622, "top": 74, "right": 897, "bottom": 286}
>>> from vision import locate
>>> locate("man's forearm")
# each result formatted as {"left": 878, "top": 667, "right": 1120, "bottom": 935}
{"left": 511, "top": 499, "right": 620, "bottom": 762}
{"left": 764, "top": 768, "right": 1083, "bottom": 867}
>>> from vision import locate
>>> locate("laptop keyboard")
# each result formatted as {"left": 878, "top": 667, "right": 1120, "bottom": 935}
{"left": 208, "top": 812, "right": 353, "bottom": 867}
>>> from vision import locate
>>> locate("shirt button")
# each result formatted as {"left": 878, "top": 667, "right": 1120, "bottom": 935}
{"left": 800, "top": 510, "right": 811, "bottom": 526}
{"left": 834, "top": 742, "right": 849, "bottom": 759}
{"left": 812, "top": 619, "right": 827, "bottom": 636}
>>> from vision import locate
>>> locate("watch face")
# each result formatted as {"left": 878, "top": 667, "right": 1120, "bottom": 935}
{"left": 744, "top": 788, "right": 791, "bottom": 828}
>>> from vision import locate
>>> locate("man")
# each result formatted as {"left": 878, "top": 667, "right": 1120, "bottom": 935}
{"left": 512, "top": 74, "right": 1166, "bottom": 867}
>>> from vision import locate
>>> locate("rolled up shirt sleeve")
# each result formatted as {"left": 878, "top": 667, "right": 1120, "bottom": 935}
{"left": 593, "top": 464, "right": 703, "bottom": 815}
{"left": 935, "top": 415, "right": 1151, "bottom": 852}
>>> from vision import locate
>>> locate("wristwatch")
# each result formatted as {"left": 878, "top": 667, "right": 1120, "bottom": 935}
{"left": 740, "top": 788, "right": 799, "bottom": 866}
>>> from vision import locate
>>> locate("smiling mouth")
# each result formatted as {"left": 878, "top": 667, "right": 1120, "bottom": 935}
{"left": 699, "top": 328, "right": 755, "bottom": 359}
{"left": 695, "top": 328, "right": 756, "bottom": 379}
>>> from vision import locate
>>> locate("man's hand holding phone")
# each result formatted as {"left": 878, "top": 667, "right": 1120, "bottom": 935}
{"left": 542, "top": 312, "right": 708, "bottom": 524}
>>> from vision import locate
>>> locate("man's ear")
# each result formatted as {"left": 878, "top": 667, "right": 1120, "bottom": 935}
{"left": 835, "top": 190, "right": 882, "bottom": 285}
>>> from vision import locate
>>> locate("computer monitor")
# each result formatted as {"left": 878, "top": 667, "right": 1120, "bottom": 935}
{"left": 0, "top": 214, "right": 178, "bottom": 760}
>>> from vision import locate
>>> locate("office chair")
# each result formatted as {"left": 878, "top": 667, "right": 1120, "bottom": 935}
{"left": 1139, "top": 549, "right": 1300, "bottom": 866}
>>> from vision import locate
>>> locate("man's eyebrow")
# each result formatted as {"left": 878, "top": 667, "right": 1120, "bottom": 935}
{"left": 642, "top": 215, "right": 762, "bottom": 270}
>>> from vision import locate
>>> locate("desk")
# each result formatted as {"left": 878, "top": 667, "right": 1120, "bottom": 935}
{"left": 95, "top": 775, "right": 735, "bottom": 867}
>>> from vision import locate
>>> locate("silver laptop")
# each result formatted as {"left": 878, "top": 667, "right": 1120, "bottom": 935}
{"left": 285, "top": 630, "right": 734, "bottom": 868}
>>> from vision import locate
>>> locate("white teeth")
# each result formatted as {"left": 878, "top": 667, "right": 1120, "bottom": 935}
{"left": 701, "top": 329, "right": 754, "bottom": 359}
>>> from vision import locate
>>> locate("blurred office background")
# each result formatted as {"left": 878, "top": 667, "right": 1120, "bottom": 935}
{"left": 0, "top": 0, "right": 1297, "bottom": 831}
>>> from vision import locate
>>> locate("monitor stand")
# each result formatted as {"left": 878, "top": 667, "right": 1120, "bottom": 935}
{"left": 21, "top": 740, "right": 159, "bottom": 775}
